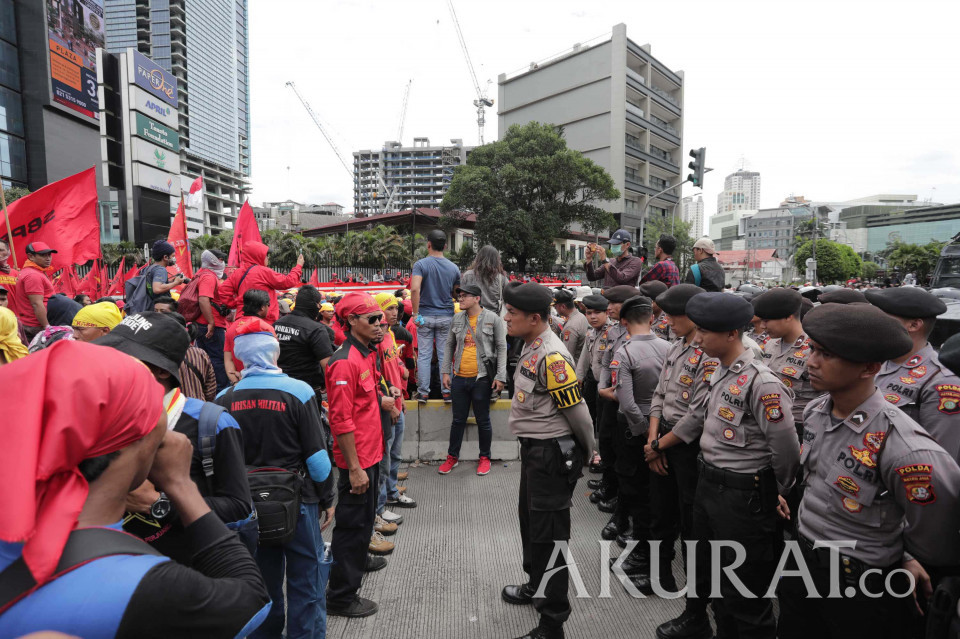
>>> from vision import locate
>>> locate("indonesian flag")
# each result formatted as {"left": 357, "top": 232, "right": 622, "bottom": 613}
{"left": 185, "top": 176, "right": 203, "bottom": 209}
{"left": 167, "top": 199, "right": 194, "bottom": 278}
{"left": 227, "top": 200, "right": 262, "bottom": 268}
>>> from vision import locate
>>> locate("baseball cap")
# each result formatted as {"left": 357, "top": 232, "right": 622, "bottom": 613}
{"left": 607, "top": 229, "right": 632, "bottom": 245}
{"left": 94, "top": 312, "right": 188, "bottom": 386}
{"left": 455, "top": 283, "right": 482, "bottom": 298}
{"left": 26, "top": 242, "right": 57, "bottom": 255}
{"left": 574, "top": 286, "right": 592, "bottom": 301}
{"left": 692, "top": 238, "right": 715, "bottom": 254}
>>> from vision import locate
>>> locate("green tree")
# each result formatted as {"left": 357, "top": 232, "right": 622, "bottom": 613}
{"left": 793, "top": 215, "right": 830, "bottom": 245}
{"left": 861, "top": 261, "right": 879, "bottom": 281}
{"left": 794, "top": 240, "right": 860, "bottom": 284}
{"left": 837, "top": 243, "right": 863, "bottom": 282}
{"left": 887, "top": 241, "right": 941, "bottom": 282}
{"left": 101, "top": 241, "right": 146, "bottom": 267}
{"left": 2, "top": 186, "right": 30, "bottom": 205}
{"left": 189, "top": 233, "right": 233, "bottom": 268}
{"left": 440, "top": 121, "right": 619, "bottom": 272}
{"left": 641, "top": 214, "right": 695, "bottom": 273}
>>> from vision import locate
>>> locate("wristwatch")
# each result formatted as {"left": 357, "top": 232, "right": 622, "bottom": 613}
{"left": 150, "top": 492, "right": 172, "bottom": 521}
{"left": 650, "top": 438, "right": 660, "bottom": 452}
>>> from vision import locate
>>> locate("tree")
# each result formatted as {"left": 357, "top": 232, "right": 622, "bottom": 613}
{"left": 2, "top": 186, "right": 30, "bottom": 206}
{"left": 861, "top": 261, "right": 879, "bottom": 281}
{"left": 440, "top": 121, "right": 619, "bottom": 272}
{"left": 794, "top": 215, "right": 830, "bottom": 245}
{"left": 887, "top": 241, "right": 942, "bottom": 282}
{"left": 793, "top": 240, "right": 860, "bottom": 284}
{"left": 101, "top": 241, "right": 146, "bottom": 267}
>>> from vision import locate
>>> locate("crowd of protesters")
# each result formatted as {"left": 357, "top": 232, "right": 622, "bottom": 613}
{"left": 2, "top": 228, "right": 960, "bottom": 639}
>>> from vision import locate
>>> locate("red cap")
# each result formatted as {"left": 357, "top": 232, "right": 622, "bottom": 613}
{"left": 336, "top": 292, "right": 380, "bottom": 319}
{"left": 26, "top": 242, "right": 57, "bottom": 255}
{"left": 402, "top": 299, "right": 412, "bottom": 314}
{"left": 234, "top": 315, "right": 276, "bottom": 337}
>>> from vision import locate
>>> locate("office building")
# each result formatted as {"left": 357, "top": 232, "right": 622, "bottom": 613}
{"left": 744, "top": 206, "right": 813, "bottom": 280}
{"left": 709, "top": 209, "right": 756, "bottom": 251}
{"left": 353, "top": 138, "right": 472, "bottom": 216}
{"left": 104, "top": 0, "right": 250, "bottom": 235}
{"left": 717, "top": 169, "right": 761, "bottom": 214}
{"left": 838, "top": 202, "right": 960, "bottom": 255}
{"left": 680, "top": 195, "right": 705, "bottom": 238}
{"left": 498, "top": 23, "right": 684, "bottom": 241}
{"left": 252, "top": 200, "right": 351, "bottom": 232}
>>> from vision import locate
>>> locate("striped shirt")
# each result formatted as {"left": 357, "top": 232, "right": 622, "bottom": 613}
{"left": 179, "top": 346, "right": 218, "bottom": 402}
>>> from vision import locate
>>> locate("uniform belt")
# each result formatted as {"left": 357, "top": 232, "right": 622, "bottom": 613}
{"left": 797, "top": 533, "right": 897, "bottom": 581}
{"left": 697, "top": 457, "right": 765, "bottom": 490}
{"left": 518, "top": 436, "right": 559, "bottom": 447}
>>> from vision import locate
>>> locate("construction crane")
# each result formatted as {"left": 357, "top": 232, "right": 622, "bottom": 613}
{"left": 447, "top": 0, "right": 493, "bottom": 144}
{"left": 285, "top": 81, "right": 353, "bottom": 180}
{"left": 396, "top": 79, "right": 412, "bottom": 144}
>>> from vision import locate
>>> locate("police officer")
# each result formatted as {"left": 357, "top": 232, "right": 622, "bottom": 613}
{"left": 640, "top": 280, "right": 671, "bottom": 341}
{"left": 554, "top": 288, "right": 589, "bottom": 368}
{"left": 611, "top": 295, "right": 670, "bottom": 591}
{"left": 777, "top": 302, "right": 960, "bottom": 638}
{"left": 818, "top": 287, "right": 866, "bottom": 304}
{"left": 753, "top": 287, "right": 817, "bottom": 425}
{"left": 575, "top": 295, "right": 613, "bottom": 482}
{"left": 643, "top": 284, "right": 715, "bottom": 593}
{"left": 593, "top": 285, "right": 641, "bottom": 513}
{"left": 499, "top": 282, "right": 595, "bottom": 639}
{"left": 865, "top": 287, "right": 960, "bottom": 462}
{"left": 656, "top": 292, "right": 800, "bottom": 639}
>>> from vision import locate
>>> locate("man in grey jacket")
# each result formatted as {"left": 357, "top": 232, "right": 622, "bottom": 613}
{"left": 438, "top": 283, "right": 508, "bottom": 476}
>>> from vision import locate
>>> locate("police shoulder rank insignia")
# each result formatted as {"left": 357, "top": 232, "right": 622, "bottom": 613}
{"left": 761, "top": 392, "right": 783, "bottom": 422}
{"left": 545, "top": 352, "right": 580, "bottom": 409}
{"left": 848, "top": 445, "right": 876, "bottom": 469}
{"left": 935, "top": 384, "right": 960, "bottom": 414}
{"left": 835, "top": 475, "right": 860, "bottom": 496}
{"left": 532, "top": 338, "right": 543, "bottom": 349}
{"left": 910, "top": 365, "right": 927, "bottom": 378}
{"left": 907, "top": 354, "right": 923, "bottom": 367}
{"left": 896, "top": 464, "right": 936, "bottom": 505}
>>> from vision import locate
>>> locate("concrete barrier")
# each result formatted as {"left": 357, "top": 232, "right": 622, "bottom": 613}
{"left": 399, "top": 399, "right": 519, "bottom": 462}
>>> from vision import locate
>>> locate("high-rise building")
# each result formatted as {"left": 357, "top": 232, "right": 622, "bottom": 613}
{"left": 498, "top": 23, "right": 684, "bottom": 242}
{"left": 716, "top": 170, "right": 761, "bottom": 214}
{"left": 353, "top": 138, "right": 472, "bottom": 216}
{"left": 104, "top": 0, "right": 250, "bottom": 235}
{"left": 680, "top": 195, "right": 704, "bottom": 238}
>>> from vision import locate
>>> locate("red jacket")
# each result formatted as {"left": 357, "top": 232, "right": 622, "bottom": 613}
{"left": 219, "top": 242, "right": 302, "bottom": 323}
{"left": 326, "top": 332, "right": 384, "bottom": 470}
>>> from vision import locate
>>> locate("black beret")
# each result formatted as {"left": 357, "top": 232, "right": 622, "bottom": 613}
{"left": 503, "top": 281, "right": 553, "bottom": 314}
{"left": 802, "top": 303, "right": 912, "bottom": 363}
{"left": 455, "top": 282, "right": 482, "bottom": 298}
{"left": 620, "top": 295, "right": 653, "bottom": 317}
{"left": 581, "top": 294, "right": 609, "bottom": 311}
{"left": 752, "top": 289, "right": 803, "bottom": 320}
{"left": 602, "top": 285, "right": 640, "bottom": 304}
{"left": 799, "top": 286, "right": 821, "bottom": 302}
{"left": 799, "top": 297, "right": 815, "bottom": 319}
{"left": 864, "top": 287, "right": 947, "bottom": 319}
{"left": 554, "top": 289, "right": 576, "bottom": 304}
{"left": 638, "top": 280, "right": 668, "bottom": 300}
{"left": 939, "top": 333, "right": 960, "bottom": 377}
{"left": 656, "top": 283, "right": 704, "bottom": 316}
{"left": 687, "top": 292, "right": 754, "bottom": 332}
{"left": 818, "top": 288, "right": 866, "bottom": 305}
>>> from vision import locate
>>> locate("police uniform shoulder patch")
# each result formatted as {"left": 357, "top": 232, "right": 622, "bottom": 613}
{"left": 545, "top": 352, "right": 581, "bottom": 409}
{"left": 563, "top": 330, "right": 570, "bottom": 340}
{"left": 863, "top": 431, "right": 885, "bottom": 453}
{"left": 907, "top": 354, "right": 923, "bottom": 367}
{"left": 935, "top": 384, "right": 960, "bottom": 414}
{"left": 761, "top": 392, "right": 784, "bottom": 423}
{"left": 896, "top": 464, "right": 936, "bottom": 505}
{"left": 737, "top": 374, "right": 748, "bottom": 386}
{"left": 911, "top": 365, "right": 927, "bottom": 378}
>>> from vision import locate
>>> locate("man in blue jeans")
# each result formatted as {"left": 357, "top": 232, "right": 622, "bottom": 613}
{"left": 438, "top": 283, "right": 508, "bottom": 475}
{"left": 411, "top": 229, "right": 461, "bottom": 402}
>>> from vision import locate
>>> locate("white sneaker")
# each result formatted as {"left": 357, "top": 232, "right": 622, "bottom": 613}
{"left": 387, "top": 493, "right": 418, "bottom": 509}
{"left": 381, "top": 509, "right": 404, "bottom": 525}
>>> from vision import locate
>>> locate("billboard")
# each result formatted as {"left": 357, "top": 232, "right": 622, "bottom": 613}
{"left": 133, "top": 163, "right": 178, "bottom": 196}
{"left": 131, "top": 138, "right": 181, "bottom": 175}
{"left": 132, "top": 112, "right": 180, "bottom": 153}
{"left": 47, "top": 0, "right": 103, "bottom": 120}
{"left": 130, "top": 86, "right": 178, "bottom": 129}
{"left": 130, "top": 50, "right": 179, "bottom": 108}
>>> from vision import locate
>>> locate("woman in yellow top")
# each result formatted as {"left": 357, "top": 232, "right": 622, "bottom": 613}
{"left": 0, "top": 306, "right": 28, "bottom": 364}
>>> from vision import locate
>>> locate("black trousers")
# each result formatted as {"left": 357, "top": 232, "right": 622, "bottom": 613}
{"left": 649, "top": 439, "right": 701, "bottom": 559}
{"left": 518, "top": 438, "right": 581, "bottom": 630}
{"left": 583, "top": 373, "right": 599, "bottom": 440}
{"left": 614, "top": 412, "right": 650, "bottom": 541}
{"left": 687, "top": 476, "right": 778, "bottom": 639}
{"left": 597, "top": 397, "right": 619, "bottom": 496}
{"left": 327, "top": 464, "right": 379, "bottom": 607}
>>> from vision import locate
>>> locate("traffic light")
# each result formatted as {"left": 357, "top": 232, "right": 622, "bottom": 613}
{"left": 687, "top": 147, "right": 706, "bottom": 188}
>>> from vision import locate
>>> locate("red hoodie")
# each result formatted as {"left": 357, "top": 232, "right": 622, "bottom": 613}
{"left": 219, "top": 241, "right": 303, "bottom": 323}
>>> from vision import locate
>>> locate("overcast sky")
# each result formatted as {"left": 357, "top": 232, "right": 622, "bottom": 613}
{"left": 248, "top": 0, "right": 960, "bottom": 221}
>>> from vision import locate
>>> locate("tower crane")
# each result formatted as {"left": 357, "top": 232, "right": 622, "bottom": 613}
{"left": 396, "top": 79, "right": 412, "bottom": 144}
{"left": 447, "top": 0, "right": 493, "bottom": 144}
{"left": 285, "top": 81, "right": 353, "bottom": 180}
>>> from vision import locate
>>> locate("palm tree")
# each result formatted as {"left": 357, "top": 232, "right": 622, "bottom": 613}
{"left": 365, "top": 225, "right": 406, "bottom": 268}
{"left": 101, "top": 241, "right": 146, "bottom": 267}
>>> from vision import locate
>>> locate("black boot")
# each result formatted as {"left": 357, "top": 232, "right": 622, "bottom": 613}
{"left": 655, "top": 609, "right": 712, "bottom": 639}
{"left": 587, "top": 478, "right": 603, "bottom": 490}
{"left": 597, "top": 497, "right": 618, "bottom": 513}
{"left": 615, "top": 527, "right": 637, "bottom": 549}
{"left": 501, "top": 583, "right": 535, "bottom": 605}
{"left": 514, "top": 624, "right": 564, "bottom": 639}
{"left": 589, "top": 485, "right": 611, "bottom": 503}
{"left": 654, "top": 554, "right": 678, "bottom": 593}
{"left": 600, "top": 516, "right": 620, "bottom": 540}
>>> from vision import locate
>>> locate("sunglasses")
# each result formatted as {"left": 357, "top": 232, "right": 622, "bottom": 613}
{"left": 357, "top": 313, "right": 383, "bottom": 325}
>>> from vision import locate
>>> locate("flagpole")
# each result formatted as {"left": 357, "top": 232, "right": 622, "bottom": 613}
{"left": 0, "top": 186, "right": 18, "bottom": 269}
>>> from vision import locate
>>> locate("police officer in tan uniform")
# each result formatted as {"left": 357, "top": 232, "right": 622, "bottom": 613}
{"left": 656, "top": 292, "right": 800, "bottom": 639}
{"left": 640, "top": 280, "right": 671, "bottom": 341}
{"left": 499, "top": 282, "right": 595, "bottom": 639}
{"left": 553, "top": 289, "right": 588, "bottom": 368}
{"left": 576, "top": 295, "right": 612, "bottom": 481}
{"left": 777, "top": 302, "right": 960, "bottom": 638}
{"left": 865, "top": 287, "right": 960, "bottom": 462}
{"left": 753, "top": 288, "right": 818, "bottom": 425}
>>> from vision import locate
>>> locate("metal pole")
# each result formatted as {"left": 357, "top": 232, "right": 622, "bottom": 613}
{"left": 641, "top": 177, "right": 689, "bottom": 247}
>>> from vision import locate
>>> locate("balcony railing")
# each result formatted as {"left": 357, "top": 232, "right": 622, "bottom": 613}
{"left": 649, "top": 146, "right": 672, "bottom": 163}
{"left": 649, "top": 115, "right": 679, "bottom": 136}
{"left": 650, "top": 84, "right": 680, "bottom": 107}
{"left": 625, "top": 168, "right": 644, "bottom": 184}
{"left": 625, "top": 134, "right": 644, "bottom": 152}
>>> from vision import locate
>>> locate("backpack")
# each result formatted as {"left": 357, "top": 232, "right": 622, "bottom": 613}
{"left": 176, "top": 274, "right": 205, "bottom": 322}
{"left": 124, "top": 264, "right": 165, "bottom": 314}
{"left": 690, "top": 263, "right": 702, "bottom": 287}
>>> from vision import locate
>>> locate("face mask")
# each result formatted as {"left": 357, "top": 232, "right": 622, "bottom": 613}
{"left": 609, "top": 244, "right": 623, "bottom": 257}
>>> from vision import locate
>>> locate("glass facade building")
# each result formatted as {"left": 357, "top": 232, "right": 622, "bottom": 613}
{"left": 0, "top": 0, "right": 26, "bottom": 189}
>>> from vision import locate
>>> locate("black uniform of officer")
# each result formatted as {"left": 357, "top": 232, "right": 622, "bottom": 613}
{"left": 499, "top": 282, "right": 595, "bottom": 639}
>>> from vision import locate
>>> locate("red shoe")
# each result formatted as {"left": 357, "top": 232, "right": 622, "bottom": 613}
{"left": 477, "top": 456, "right": 491, "bottom": 476}
{"left": 438, "top": 455, "right": 458, "bottom": 474}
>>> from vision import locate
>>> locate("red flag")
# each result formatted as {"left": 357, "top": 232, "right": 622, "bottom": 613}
{"left": 0, "top": 167, "right": 100, "bottom": 272}
{"left": 53, "top": 267, "right": 79, "bottom": 297}
{"left": 124, "top": 262, "right": 141, "bottom": 282}
{"left": 78, "top": 260, "right": 105, "bottom": 298}
{"left": 105, "top": 257, "right": 126, "bottom": 295}
{"left": 309, "top": 268, "right": 320, "bottom": 288}
{"left": 167, "top": 200, "right": 194, "bottom": 278}
{"left": 228, "top": 200, "right": 262, "bottom": 268}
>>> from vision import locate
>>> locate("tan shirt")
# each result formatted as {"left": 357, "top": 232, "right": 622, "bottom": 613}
{"left": 760, "top": 334, "right": 817, "bottom": 423}
{"left": 651, "top": 337, "right": 719, "bottom": 442}
{"left": 560, "top": 309, "right": 589, "bottom": 368}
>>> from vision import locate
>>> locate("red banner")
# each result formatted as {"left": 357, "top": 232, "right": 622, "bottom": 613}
{"left": 0, "top": 167, "right": 100, "bottom": 271}
{"left": 77, "top": 260, "right": 105, "bottom": 298}
{"left": 309, "top": 268, "right": 320, "bottom": 288}
{"left": 167, "top": 200, "right": 194, "bottom": 278}
{"left": 53, "top": 266, "right": 82, "bottom": 298}
{"left": 105, "top": 257, "right": 126, "bottom": 296}
{"left": 227, "top": 200, "right": 262, "bottom": 268}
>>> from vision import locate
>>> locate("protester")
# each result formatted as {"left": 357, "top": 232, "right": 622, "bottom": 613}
{"left": 0, "top": 342, "right": 270, "bottom": 637}
{"left": 219, "top": 241, "right": 304, "bottom": 324}
{"left": 167, "top": 312, "right": 219, "bottom": 402}
{"left": 71, "top": 301, "right": 123, "bottom": 343}
{"left": 275, "top": 285, "right": 334, "bottom": 393}
{"left": 639, "top": 234, "right": 681, "bottom": 288}
{"left": 0, "top": 237, "right": 18, "bottom": 316}
{"left": 153, "top": 296, "right": 178, "bottom": 313}
{"left": 224, "top": 289, "right": 272, "bottom": 384}
{"left": 438, "top": 283, "right": 507, "bottom": 476}
{"left": 27, "top": 325, "right": 75, "bottom": 353}
{"left": 215, "top": 324, "right": 334, "bottom": 638}
{"left": 46, "top": 293, "right": 82, "bottom": 327}
{"left": 461, "top": 244, "right": 509, "bottom": 314}
{"left": 683, "top": 238, "right": 725, "bottom": 292}
{"left": 0, "top": 306, "right": 27, "bottom": 365}
{"left": 325, "top": 293, "right": 386, "bottom": 618}
{"left": 410, "top": 229, "right": 461, "bottom": 403}
{"left": 193, "top": 249, "right": 230, "bottom": 390}
{"left": 14, "top": 242, "right": 57, "bottom": 341}
{"left": 73, "top": 294, "right": 92, "bottom": 306}
{"left": 318, "top": 301, "right": 337, "bottom": 343}
{"left": 0, "top": 285, "right": 6, "bottom": 308}
{"left": 584, "top": 229, "right": 644, "bottom": 287}
{"left": 124, "top": 241, "right": 184, "bottom": 315}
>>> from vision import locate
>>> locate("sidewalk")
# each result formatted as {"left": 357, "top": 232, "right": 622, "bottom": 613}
{"left": 326, "top": 462, "right": 688, "bottom": 639}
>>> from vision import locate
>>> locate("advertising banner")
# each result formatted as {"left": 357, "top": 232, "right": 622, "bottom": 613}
{"left": 132, "top": 138, "right": 181, "bottom": 175}
{"left": 130, "top": 86, "right": 178, "bottom": 129}
{"left": 47, "top": 0, "right": 104, "bottom": 120}
{"left": 132, "top": 111, "right": 180, "bottom": 153}
{"left": 130, "top": 50, "right": 179, "bottom": 108}
{"left": 133, "top": 163, "right": 178, "bottom": 196}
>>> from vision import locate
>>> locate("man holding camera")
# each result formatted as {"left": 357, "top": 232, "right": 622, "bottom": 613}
{"left": 194, "top": 249, "right": 231, "bottom": 390}
{"left": 584, "top": 229, "right": 644, "bottom": 288}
